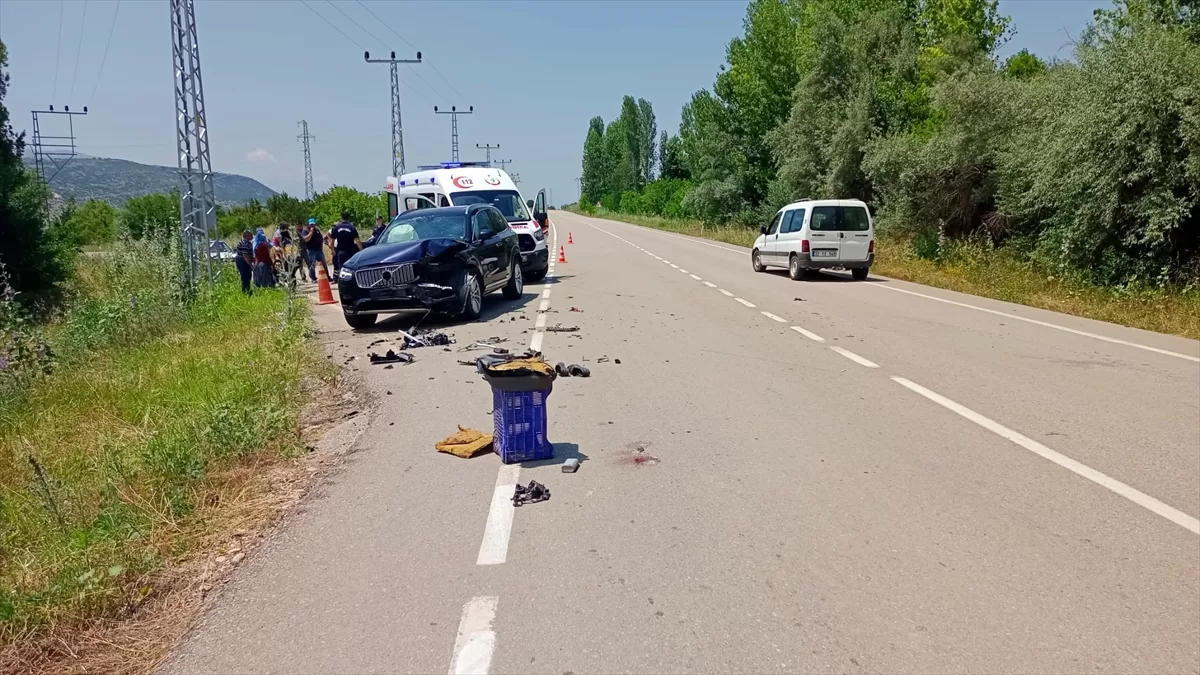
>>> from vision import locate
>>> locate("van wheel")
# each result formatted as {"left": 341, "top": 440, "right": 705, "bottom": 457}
{"left": 752, "top": 249, "right": 766, "bottom": 272}
{"left": 852, "top": 267, "right": 869, "bottom": 281}
{"left": 788, "top": 254, "right": 805, "bottom": 280}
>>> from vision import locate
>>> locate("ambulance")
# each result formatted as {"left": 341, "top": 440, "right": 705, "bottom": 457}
{"left": 384, "top": 163, "right": 550, "bottom": 280}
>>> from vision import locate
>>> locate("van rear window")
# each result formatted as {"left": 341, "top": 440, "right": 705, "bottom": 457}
{"left": 810, "top": 206, "right": 870, "bottom": 232}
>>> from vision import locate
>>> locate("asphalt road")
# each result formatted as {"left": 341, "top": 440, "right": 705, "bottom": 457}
{"left": 161, "top": 211, "right": 1200, "bottom": 674}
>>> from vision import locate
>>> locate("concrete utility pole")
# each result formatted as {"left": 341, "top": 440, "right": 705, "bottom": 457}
{"left": 30, "top": 105, "right": 87, "bottom": 187}
{"left": 574, "top": 176, "right": 581, "bottom": 202}
{"left": 170, "top": 0, "right": 218, "bottom": 285}
{"left": 365, "top": 50, "right": 421, "bottom": 176}
{"left": 475, "top": 142, "right": 499, "bottom": 164}
{"left": 297, "top": 120, "right": 315, "bottom": 200}
{"left": 434, "top": 105, "right": 472, "bottom": 162}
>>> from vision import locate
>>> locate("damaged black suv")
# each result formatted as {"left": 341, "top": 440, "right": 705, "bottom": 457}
{"left": 336, "top": 204, "right": 523, "bottom": 329}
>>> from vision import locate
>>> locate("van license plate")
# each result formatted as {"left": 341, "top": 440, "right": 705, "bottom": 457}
{"left": 811, "top": 249, "right": 837, "bottom": 258}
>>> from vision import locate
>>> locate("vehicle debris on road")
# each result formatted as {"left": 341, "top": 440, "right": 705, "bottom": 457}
{"left": 369, "top": 350, "right": 414, "bottom": 365}
{"left": 400, "top": 328, "right": 455, "bottom": 349}
{"left": 435, "top": 426, "right": 494, "bottom": 458}
{"left": 562, "top": 458, "right": 581, "bottom": 473}
{"left": 512, "top": 480, "right": 551, "bottom": 506}
{"left": 546, "top": 324, "right": 579, "bottom": 332}
{"left": 555, "top": 362, "right": 591, "bottom": 378}
{"left": 570, "top": 307, "right": 583, "bottom": 312}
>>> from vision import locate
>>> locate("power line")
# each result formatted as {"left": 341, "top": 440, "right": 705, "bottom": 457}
{"left": 88, "top": 0, "right": 120, "bottom": 103}
{"left": 300, "top": 0, "right": 366, "bottom": 51}
{"left": 353, "top": 0, "right": 467, "bottom": 104}
{"left": 353, "top": 0, "right": 416, "bottom": 51}
{"left": 325, "top": 0, "right": 389, "bottom": 50}
{"left": 68, "top": 0, "right": 89, "bottom": 100}
{"left": 52, "top": 0, "right": 65, "bottom": 100}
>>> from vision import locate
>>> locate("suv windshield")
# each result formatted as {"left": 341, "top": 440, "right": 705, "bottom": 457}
{"left": 450, "top": 190, "right": 531, "bottom": 222}
{"left": 381, "top": 212, "right": 466, "bottom": 244}
{"left": 809, "top": 205, "right": 871, "bottom": 232}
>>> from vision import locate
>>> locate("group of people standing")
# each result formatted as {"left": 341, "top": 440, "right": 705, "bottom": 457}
{"left": 234, "top": 211, "right": 375, "bottom": 294}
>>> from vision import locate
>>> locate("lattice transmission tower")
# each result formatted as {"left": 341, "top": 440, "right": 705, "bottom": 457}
{"left": 434, "top": 105, "right": 472, "bottom": 162}
{"left": 170, "top": 0, "right": 218, "bottom": 284}
{"left": 365, "top": 51, "right": 421, "bottom": 176}
{"left": 297, "top": 120, "right": 315, "bottom": 200}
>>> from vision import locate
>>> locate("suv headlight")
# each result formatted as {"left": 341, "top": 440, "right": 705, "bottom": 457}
{"left": 338, "top": 268, "right": 354, "bottom": 281}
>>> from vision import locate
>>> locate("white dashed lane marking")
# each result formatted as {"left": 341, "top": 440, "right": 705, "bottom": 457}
{"left": 449, "top": 596, "right": 499, "bottom": 675}
{"left": 830, "top": 346, "right": 880, "bottom": 368}
{"left": 761, "top": 311, "right": 787, "bottom": 323}
{"left": 735, "top": 298, "right": 756, "bottom": 308}
{"left": 689, "top": 274, "right": 703, "bottom": 281}
{"left": 790, "top": 325, "right": 825, "bottom": 343}
{"left": 718, "top": 289, "right": 734, "bottom": 297}
{"left": 702, "top": 281, "right": 717, "bottom": 288}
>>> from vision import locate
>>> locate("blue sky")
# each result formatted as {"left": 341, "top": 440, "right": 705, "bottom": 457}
{"left": 1, "top": 0, "right": 1107, "bottom": 207}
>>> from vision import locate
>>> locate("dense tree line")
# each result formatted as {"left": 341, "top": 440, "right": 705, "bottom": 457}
{"left": 578, "top": 0, "right": 1200, "bottom": 286}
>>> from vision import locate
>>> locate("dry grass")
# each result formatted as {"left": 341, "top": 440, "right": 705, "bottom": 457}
{"left": 570, "top": 208, "right": 1200, "bottom": 340}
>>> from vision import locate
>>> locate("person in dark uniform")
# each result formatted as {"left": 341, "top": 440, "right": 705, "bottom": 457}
{"left": 301, "top": 217, "right": 327, "bottom": 282}
{"left": 330, "top": 211, "right": 362, "bottom": 275}
{"left": 372, "top": 215, "right": 387, "bottom": 241}
{"left": 234, "top": 230, "right": 254, "bottom": 294}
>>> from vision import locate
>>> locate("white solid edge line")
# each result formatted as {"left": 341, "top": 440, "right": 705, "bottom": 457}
{"left": 735, "top": 297, "right": 756, "bottom": 308}
{"left": 689, "top": 274, "right": 703, "bottom": 281}
{"left": 875, "top": 283, "right": 1200, "bottom": 364}
{"left": 761, "top": 311, "right": 787, "bottom": 323}
{"left": 891, "top": 376, "right": 1200, "bottom": 535}
{"left": 702, "top": 281, "right": 718, "bottom": 288}
{"left": 790, "top": 325, "right": 825, "bottom": 342}
{"left": 719, "top": 289, "right": 734, "bottom": 297}
{"left": 449, "top": 596, "right": 499, "bottom": 675}
{"left": 829, "top": 346, "right": 879, "bottom": 368}
{"left": 476, "top": 464, "right": 521, "bottom": 564}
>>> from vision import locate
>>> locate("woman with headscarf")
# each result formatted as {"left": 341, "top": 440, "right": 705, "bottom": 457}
{"left": 252, "top": 227, "right": 276, "bottom": 288}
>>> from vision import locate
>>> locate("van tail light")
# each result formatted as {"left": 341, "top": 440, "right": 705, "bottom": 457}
{"left": 868, "top": 239, "right": 875, "bottom": 254}
{"left": 801, "top": 239, "right": 810, "bottom": 253}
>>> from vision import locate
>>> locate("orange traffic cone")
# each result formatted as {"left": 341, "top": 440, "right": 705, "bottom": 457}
{"left": 557, "top": 246, "right": 567, "bottom": 263}
{"left": 568, "top": 232, "right": 574, "bottom": 244}
{"left": 316, "top": 264, "right": 337, "bottom": 305}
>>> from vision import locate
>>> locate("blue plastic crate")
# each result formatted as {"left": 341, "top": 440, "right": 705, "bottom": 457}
{"left": 492, "top": 387, "right": 553, "bottom": 464}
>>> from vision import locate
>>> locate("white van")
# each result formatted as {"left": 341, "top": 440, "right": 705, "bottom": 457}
{"left": 751, "top": 198, "right": 875, "bottom": 280}
{"left": 384, "top": 163, "right": 550, "bottom": 280}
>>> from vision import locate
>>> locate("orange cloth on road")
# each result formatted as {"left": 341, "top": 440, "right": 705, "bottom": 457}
{"left": 435, "top": 426, "right": 494, "bottom": 458}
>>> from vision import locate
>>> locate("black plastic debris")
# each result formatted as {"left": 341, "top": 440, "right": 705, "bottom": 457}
{"left": 614, "top": 359, "right": 622, "bottom": 364}
{"left": 369, "top": 350, "right": 414, "bottom": 365}
{"left": 512, "top": 480, "right": 551, "bottom": 507}
{"left": 567, "top": 364, "right": 591, "bottom": 377}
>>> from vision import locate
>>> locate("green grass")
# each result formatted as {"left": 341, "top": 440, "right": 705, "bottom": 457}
{"left": 0, "top": 261, "right": 317, "bottom": 643}
{"left": 569, "top": 207, "right": 1200, "bottom": 340}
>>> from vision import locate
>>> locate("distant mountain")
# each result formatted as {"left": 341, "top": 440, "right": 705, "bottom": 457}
{"left": 21, "top": 154, "right": 278, "bottom": 207}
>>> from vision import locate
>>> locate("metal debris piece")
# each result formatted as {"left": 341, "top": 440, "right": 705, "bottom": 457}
{"left": 596, "top": 356, "right": 610, "bottom": 364}
{"left": 546, "top": 325, "right": 579, "bottom": 333}
{"left": 562, "top": 458, "right": 580, "bottom": 473}
{"left": 512, "top": 480, "right": 551, "bottom": 506}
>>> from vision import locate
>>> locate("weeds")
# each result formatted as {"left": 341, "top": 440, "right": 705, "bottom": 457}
{"left": 0, "top": 246, "right": 314, "bottom": 644}
{"left": 568, "top": 208, "right": 1200, "bottom": 339}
